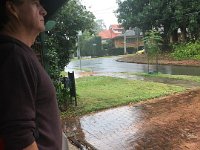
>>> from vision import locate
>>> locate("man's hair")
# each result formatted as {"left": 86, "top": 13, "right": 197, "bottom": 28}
{"left": 0, "top": 0, "right": 23, "bottom": 30}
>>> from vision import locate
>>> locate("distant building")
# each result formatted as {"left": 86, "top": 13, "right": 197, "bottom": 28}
{"left": 113, "top": 29, "right": 144, "bottom": 49}
{"left": 98, "top": 24, "right": 123, "bottom": 44}
{"left": 98, "top": 25, "right": 144, "bottom": 51}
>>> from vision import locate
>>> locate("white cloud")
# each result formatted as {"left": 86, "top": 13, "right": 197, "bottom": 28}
{"left": 81, "top": 0, "right": 118, "bottom": 29}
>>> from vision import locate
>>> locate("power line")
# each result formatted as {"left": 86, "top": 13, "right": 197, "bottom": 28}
{"left": 93, "top": 7, "right": 117, "bottom": 12}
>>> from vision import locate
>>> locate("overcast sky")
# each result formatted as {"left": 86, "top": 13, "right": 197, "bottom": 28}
{"left": 81, "top": 0, "right": 118, "bottom": 29}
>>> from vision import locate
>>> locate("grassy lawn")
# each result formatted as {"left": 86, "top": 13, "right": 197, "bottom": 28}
{"left": 134, "top": 72, "right": 200, "bottom": 82}
{"left": 63, "top": 76, "right": 185, "bottom": 117}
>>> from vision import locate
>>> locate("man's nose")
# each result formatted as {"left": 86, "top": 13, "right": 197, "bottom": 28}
{"left": 40, "top": 6, "right": 47, "bottom": 16}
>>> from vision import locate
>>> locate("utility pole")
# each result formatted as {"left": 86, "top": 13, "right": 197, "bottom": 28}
{"left": 92, "top": 43, "right": 97, "bottom": 58}
{"left": 77, "top": 31, "right": 82, "bottom": 70}
{"left": 124, "top": 31, "right": 127, "bottom": 55}
{"left": 135, "top": 27, "right": 140, "bottom": 52}
{"left": 137, "top": 32, "right": 139, "bottom": 52}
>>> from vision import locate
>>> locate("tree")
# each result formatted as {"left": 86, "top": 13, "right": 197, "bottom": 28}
{"left": 144, "top": 29, "right": 163, "bottom": 73}
{"left": 46, "top": 0, "right": 96, "bottom": 69}
{"left": 76, "top": 19, "right": 107, "bottom": 57}
{"left": 79, "top": 33, "right": 104, "bottom": 57}
{"left": 116, "top": 0, "right": 200, "bottom": 45}
{"left": 94, "top": 19, "right": 107, "bottom": 34}
{"left": 44, "top": 0, "right": 96, "bottom": 110}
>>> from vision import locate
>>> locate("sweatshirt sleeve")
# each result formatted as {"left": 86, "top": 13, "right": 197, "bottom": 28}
{"left": 0, "top": 48, "right": 38, "bottom": 150}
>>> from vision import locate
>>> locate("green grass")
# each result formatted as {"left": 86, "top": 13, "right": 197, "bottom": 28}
{"left": 63, "top": 76, "right": 185, "bottom": 117}
{"left": 135, "top": 72, "right": 200, "bottom": 83}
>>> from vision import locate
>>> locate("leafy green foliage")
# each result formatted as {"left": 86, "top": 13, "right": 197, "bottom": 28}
{"left": 171, "top": 41, "right": 200, "bottom": 60}
{"left": 79, "top": 35, "right": 105, "bottom": 57}
{"left": 94, "top": 19, "right": 107, "bottom": 34}
{"left": 44, "top": 37, "right": 60, "bottom": 78}
{"left": 144, "top": 29, "right": 163, "bottom": 73}
{"left": 54, "top": 81, "right": 71, "bottom": 112}
{"left": 53, "top": 0, "right": 95, "bottom": 40}
{"left": 116, "top": 0, "right": 200, "bottom": 44}
{"left": 44, "top": 0, "right": 96, "bottom": 110}
{"left": 144, "top": 29, "right": 163, "bottom": 57}
{"left": 44, "top": 37, "right": 71, "bottom": 110}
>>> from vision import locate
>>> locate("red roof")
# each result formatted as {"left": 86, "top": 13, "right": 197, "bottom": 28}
{"left": 98, "top": 30, "right": 119, "bottom": 39}
{"left": 98, "top": 24, "right": 123, "bottom": 40}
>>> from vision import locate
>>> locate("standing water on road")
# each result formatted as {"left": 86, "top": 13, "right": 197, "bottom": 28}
{"left": 65, "top": 57, "right": 200, "bottom": 76}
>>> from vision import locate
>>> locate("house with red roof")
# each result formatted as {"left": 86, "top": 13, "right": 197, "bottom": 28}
{"left": 98, "top": 24, "right": 144, "bottom": 54}
{"left": 113, "top": 29, "right": 144, "bottom": 49}
{"left": 98, "top": 24, "right": 124, "bottom": 42}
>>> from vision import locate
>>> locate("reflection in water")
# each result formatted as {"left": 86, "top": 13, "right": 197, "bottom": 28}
{"left": 66, "top": 57, "right": 200, "bottom": 76}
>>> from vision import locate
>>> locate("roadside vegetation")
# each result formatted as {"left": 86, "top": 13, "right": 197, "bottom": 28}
{"left": 117, "top": 0, "right": 200, "bottom": 45}
{"left": 116, "top": 0, "right": 200, "bottom": 64}
{"left": 63, "top": 76, "right": 185, "bottom": 116}
{"left": 172, "top": 41, "right": 200, "bottom": 60}
{"left": 43, "top": 0, "right": 96, "bottom": 110}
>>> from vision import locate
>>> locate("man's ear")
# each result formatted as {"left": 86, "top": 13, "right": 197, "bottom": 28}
{"left": 5, "top": 1, "right": 19, "bottom": 20}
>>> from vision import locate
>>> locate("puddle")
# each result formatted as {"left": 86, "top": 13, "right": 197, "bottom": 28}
{"left": 64, "top": 105, "right": 146, "bottom": 150}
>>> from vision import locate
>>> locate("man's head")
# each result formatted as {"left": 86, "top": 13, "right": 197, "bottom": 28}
{"left": 0, "top": 0, "right": 23, "bottom": 30}
{"left": 0, "top": 0, "right": 47, "bottom": 34}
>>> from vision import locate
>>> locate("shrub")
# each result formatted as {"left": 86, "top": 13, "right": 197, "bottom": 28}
{"left": 107, "top": 47, "right": 137, "bottom": 55}
{"left": 44, "top": 36, "right": 71, "bottom": 111}
{"left": 171, "top": 41, "right": 200, "bottom": 60}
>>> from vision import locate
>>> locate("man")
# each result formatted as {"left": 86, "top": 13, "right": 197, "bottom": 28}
{"left": 0, "top": 0, "right": 62, "bottom": 149}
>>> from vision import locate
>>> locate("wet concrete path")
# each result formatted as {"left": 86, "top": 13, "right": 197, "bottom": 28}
{"left": 64, "top": 89, "right": 200, "bottom": 149}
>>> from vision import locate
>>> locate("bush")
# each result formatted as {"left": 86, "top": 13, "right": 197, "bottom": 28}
{"left": 107, "top": 47, "right": 137, "bottom": 55}
{"left": 44, "top": 36, "right": 71, "bottom": 111}
{"left": 171, "top": 41, "right": 200, "bottom": 60}
{"left": 55, "top": 80, "right": 70, "bottom": 112}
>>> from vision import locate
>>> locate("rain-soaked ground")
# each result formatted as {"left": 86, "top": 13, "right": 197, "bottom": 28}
{"left": 72, "top": 71, "right": 200, "bottom": 88}
{"left": 66, "top": 57, "right": 200, "bottom": 76}
{"left": 63, "top": 71, "right": 200, "bottom": 150}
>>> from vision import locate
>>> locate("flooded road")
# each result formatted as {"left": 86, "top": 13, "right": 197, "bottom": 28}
{"left": 64, "top": 89, "right": 200, "bottom": 150}
{"left": 66, "top": 57, "right": 200, "bottom": 76}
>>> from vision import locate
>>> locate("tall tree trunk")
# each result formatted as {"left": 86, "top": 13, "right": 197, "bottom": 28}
{"left": 193, "top": 29, "right": 200, "bottom": 41}
{"left": 180, "top": 26, "right": 187, "bottom": 42}
{"left": 163, "top": 23, "right": 170, "bottom": 51}
{"left": 170, "top": 29, "right": 178, "bottom": 43}
{"left": 156, "top": 53, "right": 158, "bottom": 73}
